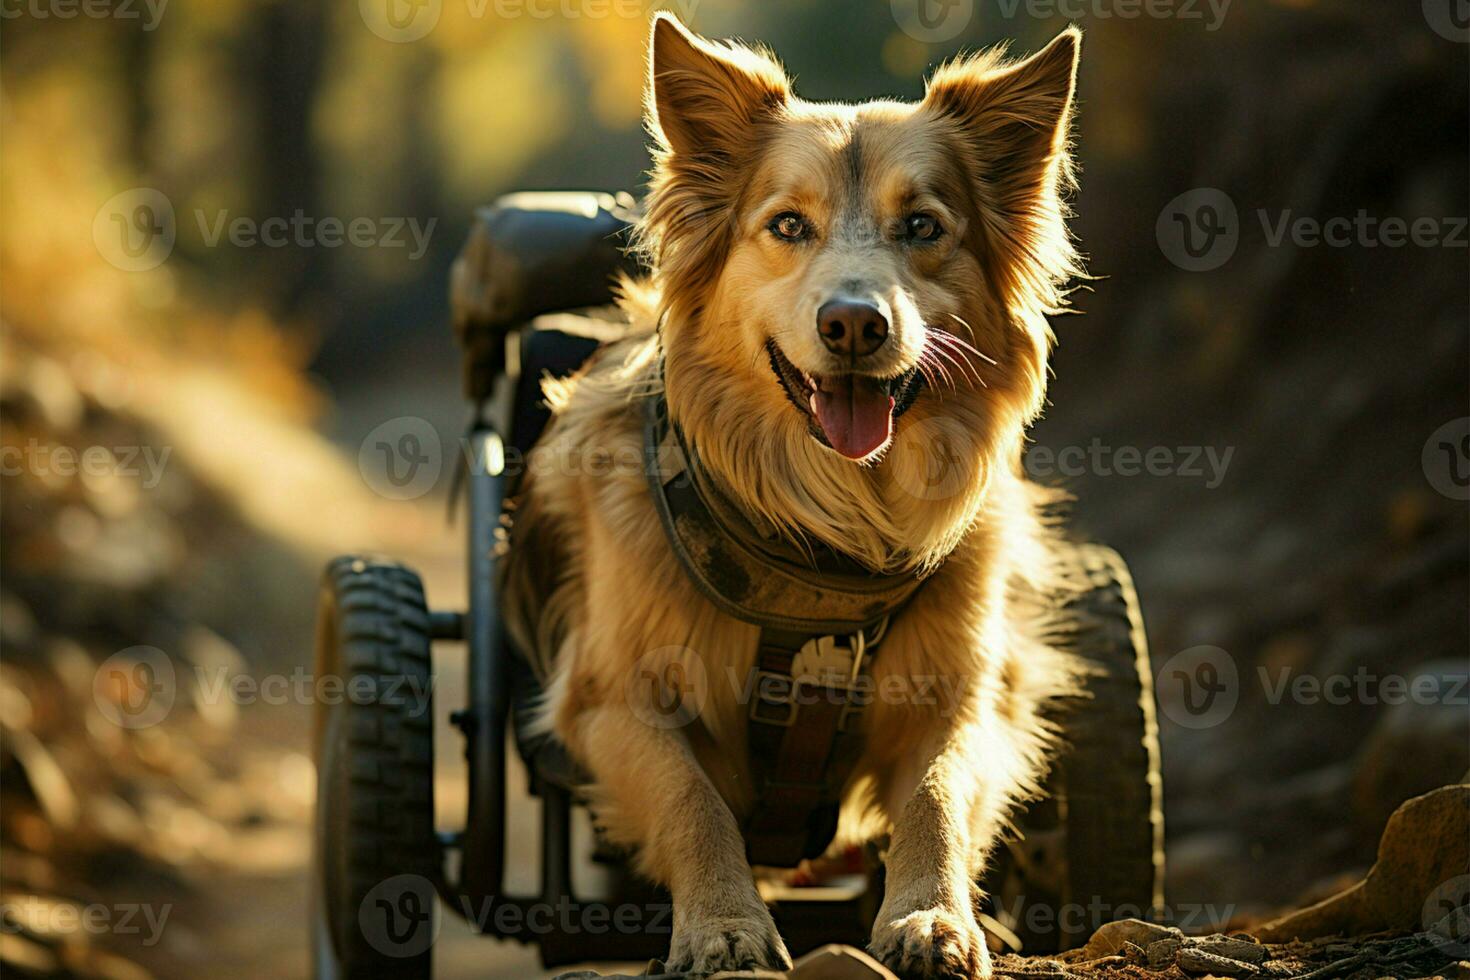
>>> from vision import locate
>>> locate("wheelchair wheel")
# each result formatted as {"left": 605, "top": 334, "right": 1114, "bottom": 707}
{"left": 986, "top": 542, "right": 1165, "bottom": 953}
{"left": 311, "top": 557, "right": 437, "bottom": 980}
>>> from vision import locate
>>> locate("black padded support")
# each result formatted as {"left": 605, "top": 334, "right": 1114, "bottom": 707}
{"left": 451, "top": 191, "right": 642, "bottom": 400}
{"left": 510, "top": 329, "right": 602, "bottom": 459}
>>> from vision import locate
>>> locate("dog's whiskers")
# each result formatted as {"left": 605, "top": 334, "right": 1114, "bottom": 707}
{"left": 917, "top": 349, "right": 956, "bottom": 393}
{"left": 913, "top": 357, "right": 943, "bottom": 396}
{"left": 931, "top": 330, "right": 995, "bottom": 374}
{"left": 925, "top": 348, "right": 964, "bottom": 389}
{"left": 940, "top": 316, "right": 999, "bottom": 365}
{"left": 928, "top": 342, "right": 980, "bottom": 388}
{"left": 923, "top": 328, "right": 988, "bottom": 389}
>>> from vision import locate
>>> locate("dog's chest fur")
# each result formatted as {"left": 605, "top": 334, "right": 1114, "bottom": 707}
{"left": 503, "top": 337, "right": 1072, "bottom": 841}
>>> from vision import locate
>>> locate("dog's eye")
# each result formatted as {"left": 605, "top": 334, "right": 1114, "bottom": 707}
{"left": 769, "top": 212, "right": 811, "bottom": 242}
{"left": 905, "top": 213, "right": 944, "bottom": 242}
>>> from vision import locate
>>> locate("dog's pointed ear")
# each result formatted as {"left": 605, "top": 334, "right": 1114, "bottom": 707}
{"left": 923, "top": 26, "right": 1081, "bottom": 202}
{"left": 647, "top": 13, "right": 790, "bottom": 159}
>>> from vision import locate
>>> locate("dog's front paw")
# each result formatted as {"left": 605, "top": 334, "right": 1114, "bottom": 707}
{"left": 869, "top": 907, "right": 991, "bottom": 979}
{"left": 666, "top": 914, "right": 792, "bottom": 977}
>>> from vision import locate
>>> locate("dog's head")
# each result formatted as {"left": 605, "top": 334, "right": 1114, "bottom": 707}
{"left": 638, "top": 15, "right": 1080, "bottom": 561}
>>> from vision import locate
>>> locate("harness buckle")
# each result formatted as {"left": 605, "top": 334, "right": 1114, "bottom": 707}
{"left": 749, "top": 624, "right": 885, "bottom": 728}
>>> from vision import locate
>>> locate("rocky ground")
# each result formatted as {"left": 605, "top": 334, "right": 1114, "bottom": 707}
{"left": 2, "top": 8, "right": 1466, "bottom": 977}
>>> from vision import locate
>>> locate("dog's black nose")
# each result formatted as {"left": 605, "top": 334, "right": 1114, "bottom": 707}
{"left": 817, "top": 300, "right": 889, "bottom": 358}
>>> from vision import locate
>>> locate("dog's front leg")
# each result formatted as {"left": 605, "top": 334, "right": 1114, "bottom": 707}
{"left": 576, "top": 703, "right": 791, "bottom": 976}
{"left": 870, "top": 731, "right": 995, "bottom": 979}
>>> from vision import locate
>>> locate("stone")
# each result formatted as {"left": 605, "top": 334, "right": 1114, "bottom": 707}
{"left": 1147, "top": 937, "right": 1185, "bottom": 969}
{"left": 1079, "top": 918, "right": 1181, "bottom": 959}
{"left": 1177, "top": 946, "right": 1262, "bottom": 976}
{"left": 1195, "top": 935, "right": 1269, "bottom": 963}
{"left": 1257, "top": 785, "right": 1470, "bottom": 942}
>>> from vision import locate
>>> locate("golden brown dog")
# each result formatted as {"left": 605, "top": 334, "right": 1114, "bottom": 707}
{"left": 502, "top": 14, "right": 1084, "bottom": 978}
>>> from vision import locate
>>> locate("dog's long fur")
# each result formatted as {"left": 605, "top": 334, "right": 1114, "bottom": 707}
{"left": 501, "top": 16, "right": 1085, "bottom": 977}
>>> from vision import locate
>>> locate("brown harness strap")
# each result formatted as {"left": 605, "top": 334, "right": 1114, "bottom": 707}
{"left": 642, "top": 392, "right": 924, "bottom": 866}
{"left": 743, "top": 625, "right": 882, "bottom": 866}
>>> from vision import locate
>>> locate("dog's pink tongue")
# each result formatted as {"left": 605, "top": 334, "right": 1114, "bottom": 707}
{"left": 810, "top": 376, "right": 894, "bottom": 460}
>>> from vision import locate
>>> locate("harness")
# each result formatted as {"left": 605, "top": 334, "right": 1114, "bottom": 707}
{"left": 643, "top": 393, "right": 935, "bottom": 866}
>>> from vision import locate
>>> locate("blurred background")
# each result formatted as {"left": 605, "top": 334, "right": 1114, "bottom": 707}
{"left": 1, "top": 1, "right": 1466, "bottom": 977}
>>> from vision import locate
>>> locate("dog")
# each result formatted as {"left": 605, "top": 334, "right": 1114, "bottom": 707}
{"left": 501, "top": 14, "right": 1084, "bottom": 978}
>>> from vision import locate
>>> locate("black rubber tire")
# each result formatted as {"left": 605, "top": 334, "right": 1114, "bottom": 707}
{"left": 986, "top": 542, "right": 1164, "bottom": 954}
{"left": 311, "top": 557, "right": 437, "bottom": 980}
{"left": 1053, "top": 543, "right": 1164, "bottom": 947}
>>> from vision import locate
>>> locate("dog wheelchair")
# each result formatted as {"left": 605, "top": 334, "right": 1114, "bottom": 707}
{"left": 310, "top": 191, "right": 1165, "bottom": 979}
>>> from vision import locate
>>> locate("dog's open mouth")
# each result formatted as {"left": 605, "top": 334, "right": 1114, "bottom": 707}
{"left": 767, "top": 341, "right": 919, "bottom": 461}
